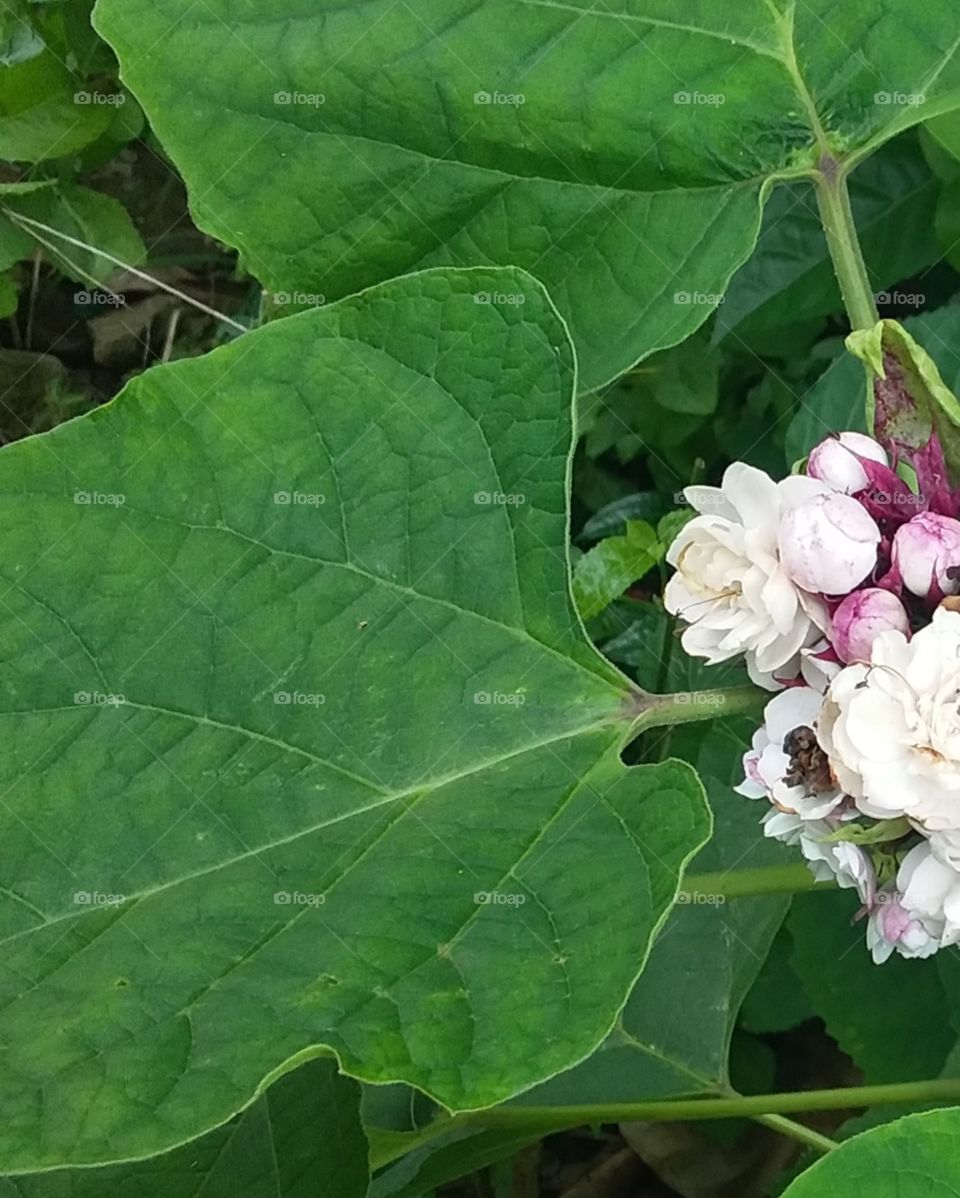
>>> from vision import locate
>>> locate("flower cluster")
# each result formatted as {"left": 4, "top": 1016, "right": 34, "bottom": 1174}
{"left": 666, "top": 430, "right": 960, "bottom": 962}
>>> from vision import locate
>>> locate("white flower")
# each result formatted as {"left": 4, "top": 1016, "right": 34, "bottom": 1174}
{"left": 898, "top": 841, "right": 960, "bottom": 946}
{"left": 735, "top": 686, "right": 845, "bottom": 819}
{"left": 665, "top": 464, "right": 827, "bottom": 689}
{"left": 892, "top": 512, "right": 960, "bottom": 598}
{"left": 761, "top": 810, "right": 873, "bottom": 901}
{"left": 800, "top": 640, "right": 842, "bottom": 692}
{"left": 778, "top": 491, "right": 880, "bottom": 595}
{"left": 867, "top": 887, "right": 942, "bottom": 964}
{"left": 807, "top": 431, "right": 888, "bottom": 494}
{"left": 817, "top": 608, "right": 960, "bottom": 832}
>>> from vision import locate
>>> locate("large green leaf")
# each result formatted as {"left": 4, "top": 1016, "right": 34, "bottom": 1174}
{"left": 0, "top": 1058, "right": 369, "bottom": 1198}
{"left": 94, "top": 0, "right": 960, "bottom": 390}
{"left": 0, "top": 265, "right": 709, "bottom": 1171}
{"left": 781, "top": 1108, "right": 960, "bottom": 1198}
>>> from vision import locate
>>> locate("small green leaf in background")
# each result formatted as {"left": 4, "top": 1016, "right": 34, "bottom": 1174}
{"left": 0, "top": 0, "right": 44, "bottom": 67}
{"left": 780, "top": 1108, "right": 960, "bottom": 1197}
{"left": 573, "top": 518, "right": 663, "bottom": 621}
{"left": 0, "top": 50, "right": 109, "bottom": 160}
{"left": 0, "top": 1058, "right": 369, "bottom": 1198}
{"left": 0, "top": 182, "right": 145, "bottom": 286}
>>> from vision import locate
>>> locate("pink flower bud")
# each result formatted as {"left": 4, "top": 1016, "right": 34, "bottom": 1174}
{"left": 892, "top": 512, "right": 960, "bottom": 597}
{"left": 808, "top": 432, "right": 888, "bottom": 494}
{"left": 778, "top": 493, "right": 880, "bottom": 595}
{"left": 829, "top": 588, "right": 910, "bottom": 663}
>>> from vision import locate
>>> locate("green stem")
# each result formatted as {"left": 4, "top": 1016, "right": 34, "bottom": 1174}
{"left": 815, "top": 155, "right": 878, "bottom": 332}
{"left": 465, "top": 1078, "right": 960, "bottom": 1132}
{"left": 373, "top": 1079, "right": 958, "bottom": 1169}
{"left": 632, "top": 685, "right": 765, "bottom": 734}
{"left": 755, "top": 1113, "right": 838, "bottom": 1155}
{"left": 681, "top": 862, "right": 832, "bottom": 900}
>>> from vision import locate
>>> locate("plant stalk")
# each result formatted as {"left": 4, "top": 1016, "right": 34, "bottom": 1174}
{"left": 373, "top": 1079, "right": 960, "bottom": 1170}
{"left": 815, "top": 155, "right": 878, "bottom": 332}
{"left": 754, "top": 1113, "right": 838, "bottom": 1155}
{"left": 681, "top": 862, "right": 831, "bottom": 900}
{"left": 632, "top": 685, "right": 765, "bottom": 733}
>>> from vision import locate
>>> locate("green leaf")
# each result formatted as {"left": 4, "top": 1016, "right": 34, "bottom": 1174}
{"left": 0, "top": 1058, "right": 370, "bottom": 1198}
{"left": 578, "top": 493, "right": 666, "bottom": 543}
{"left": 738, "top": 928, "right": 815, "bottom": 1035}
{"left": 780, "top": 1108, "right": 960, "bottom": 1198}
{"left": 0, "top": 182, "right": 145, "bottom": 285}
{"left": 0, "top": 265, "right": 710, "bottom": 1171}
{"left": 0, "top": 51, "right": 109, "bottom": 161}
{"left": 504, "top": 721, "right": 788, "bottom": 1107}
{"left": 94, "top": 0, "right": 960, "bottom": 390}
{"left": 0, "top": 1, "right": 44, "bottom": 68}
{"left": 573, "top": 519, "right": 663, "bottom": 620}
{"left": 716, "top": 136, "right": 939, "bottom": 341}
{"left": 788, "top": 889, "right": 953, "bottom": 1083}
